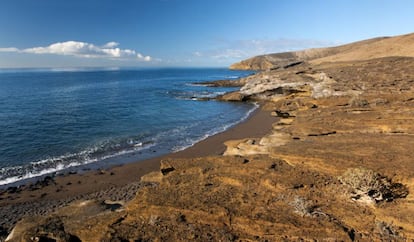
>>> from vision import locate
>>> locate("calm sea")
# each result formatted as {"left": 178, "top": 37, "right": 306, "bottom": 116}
{"left": 0, "top": 68, "right": 255, "bottom": 186}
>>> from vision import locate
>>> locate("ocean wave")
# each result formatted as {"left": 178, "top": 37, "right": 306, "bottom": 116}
{"left": 0, "top": 68, "right": 256, "bottom": 187}
{"left": 0, "top": 139, "right": 154, "bottom": 186}
{"left": 0, "top": 103, "right": 257, "bottom": 186}
{"left": 185, "top": 83, "right": 211, "bottom": 87}
{"left": 0, "top": 160, "right": 91, "bottom": 186}
{"left": 225, "top": 75, "right": 241, "bottom": 79}
{"left": 167, "top": 90, "right": 226, "bottom": 100}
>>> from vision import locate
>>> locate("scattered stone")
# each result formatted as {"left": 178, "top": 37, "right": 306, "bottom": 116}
{"left": 98, "top": 169, "right": 106, "bottom": 175}
{"left": 176, "top": 214, "right": 187, "bottom": 223}
{"left": 308, "top": 131, "right": 337, "bottom": 136}
{"left": 102, "top": 200, "right": 124, "bottom": 212}
{"left": 161, "top": 167, "right": 175, "bottom": 176}
{"left": 41, "top": 176, "right": 56, "bottom": 186}
{"left": 271, "top": 110, "right": 295, "bottom": 118}
{"left": 160, "top": 161, "right": 176, "bottom": 176}
{"left": 293, "top": 184, "right": 305, "bottom": 189}
{"left": 0, "top": 226, "right": 8, "bottom": 238}
{"left": 246, "top": 139, "right": 256, "bottom": 145}
{"left": 6, "top": 186, "right": 19, "bottom": 194}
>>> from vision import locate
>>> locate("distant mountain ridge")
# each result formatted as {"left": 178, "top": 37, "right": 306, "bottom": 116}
{"left": 230, "top": 33, "right": 414, "bottom": 70}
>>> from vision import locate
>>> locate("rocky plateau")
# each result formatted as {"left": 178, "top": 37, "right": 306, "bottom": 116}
{"left": 3, "top": 33, "right": 414, "bottom": 241}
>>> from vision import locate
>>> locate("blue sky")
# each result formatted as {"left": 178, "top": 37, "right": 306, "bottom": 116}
{"left": 0, "top": 0, "right": 413, "bottom": 68}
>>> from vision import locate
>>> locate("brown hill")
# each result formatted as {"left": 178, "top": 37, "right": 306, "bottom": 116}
{"left": 230, "top": 32, "right": 414, "bottom": 70}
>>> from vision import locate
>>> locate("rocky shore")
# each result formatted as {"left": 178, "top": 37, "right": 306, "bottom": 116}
{"left": 3, "top": 33, "right": 414, "bottom": 241}
{"left": 0, "top": 107, "right": 276, "bottom": 241}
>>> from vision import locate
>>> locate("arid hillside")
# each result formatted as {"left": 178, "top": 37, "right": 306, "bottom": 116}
{"left": 230, "top": 32, "right": 414, "bottom": 70}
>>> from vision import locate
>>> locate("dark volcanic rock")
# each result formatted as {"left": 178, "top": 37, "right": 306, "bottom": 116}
{"left": 193, "top": 79, "right": 246, "bottom": 87}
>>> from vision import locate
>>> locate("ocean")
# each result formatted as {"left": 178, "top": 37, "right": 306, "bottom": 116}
{"left": 0, "top": 67, "right": 255, "bottom": 186}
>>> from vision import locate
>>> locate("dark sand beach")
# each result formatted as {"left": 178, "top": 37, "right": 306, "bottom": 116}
{"left": 0, "top": 105, "right": 277, "bottom": 232}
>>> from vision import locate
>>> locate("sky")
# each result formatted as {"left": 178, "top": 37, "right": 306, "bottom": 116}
{"left": 0, "top": 0, "right": 413, "bottom": 68}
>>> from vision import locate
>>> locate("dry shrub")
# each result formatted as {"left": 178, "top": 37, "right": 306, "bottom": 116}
{"left": 339, "top": 168, "right": 408, "bottom": 203}
{"left": 349, "top": 96, "right": 369, "bottom": 107}
{"left": 376, "top": 221, "right": 406, "bottom": 241}
{"left": 289, "top": 196, "right": 319, "bottom": 217}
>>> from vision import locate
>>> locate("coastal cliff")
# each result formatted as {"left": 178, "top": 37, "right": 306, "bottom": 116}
{"left": 4, "top": 33, "right": 414, "bottom": 241}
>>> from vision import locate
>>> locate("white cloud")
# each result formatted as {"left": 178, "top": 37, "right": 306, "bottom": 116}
{"left": 0, "top": 47, "right": 19, "bottom": 52}
{"left": 211, "top": 49, "right": 248, "bottom": 59}
{"left": 236, "top": 38, "right": 337, "bottom": 55}
{"left": 193, "top": 51, "right": 202, "bottom": 57}
{"left": 102, "top": 41, "right": 119, "bottom": 48}
{"left": 0, "top": 41, "right": 152, "bottom": 61}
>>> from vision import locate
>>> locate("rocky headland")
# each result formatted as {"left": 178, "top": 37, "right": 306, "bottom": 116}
{"left": 3, "top": 33, "right": 414, "bottom": 241}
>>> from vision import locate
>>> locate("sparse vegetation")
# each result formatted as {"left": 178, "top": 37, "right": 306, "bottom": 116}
{"left": 376, "top": 221, "right": 406, "bottom": 241}
{"left": 349, "top": 95, "right": 369, "bottom": 107}
{"left": 289, "top": 196, "right": 319, "bottom": 217}
{"left": 339, "top": 168, "right": 408, "bottom": 203}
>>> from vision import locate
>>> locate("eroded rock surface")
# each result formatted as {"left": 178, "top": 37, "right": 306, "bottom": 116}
{"left": 5, "top": 35, "right": 414, "bottom": 241}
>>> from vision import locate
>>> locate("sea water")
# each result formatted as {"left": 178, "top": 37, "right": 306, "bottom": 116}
{"left": 0, "top": 68, "right": 255, "bottom": 186}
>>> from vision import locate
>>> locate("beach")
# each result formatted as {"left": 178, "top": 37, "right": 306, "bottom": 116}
{"left": 0, "top": 104, "right": 277, "bottom": 232}
{"left": 3, "top": 34, "right": 414, "bottom": 240}
{"left": 0, "top": 68, "right": 255, "bottom": 188}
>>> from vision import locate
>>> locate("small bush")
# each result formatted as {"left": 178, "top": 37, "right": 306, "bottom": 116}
{"left": 339, "top": 168, "right": 408, "bottom": 203}
{"left": 349, "top": 96, "right": 369, "bottom": 108}
{"left": 289, "top": 196, "right": 318, "bottom": 217}
{"left": 376, "top": 221, "right": 406, "bottom": 241}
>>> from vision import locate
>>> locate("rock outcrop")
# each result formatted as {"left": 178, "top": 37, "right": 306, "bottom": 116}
{"left": 5, "top": 33, "right": 414, "bottom": 241}
{"left": 192, "top": 79, "right": 247, "bottom": 87}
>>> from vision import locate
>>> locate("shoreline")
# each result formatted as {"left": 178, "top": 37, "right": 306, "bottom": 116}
{"left": 4, "top": 35, "right": 414, "bottom": 240}
{"left": 0, "top": 68, "right": 256, "bottom": 189}
{"left": 0, "top": 103, "right": 277, "bottom": 230}
{"left": 0, "top": 101, "right": 258, "bottom": 189}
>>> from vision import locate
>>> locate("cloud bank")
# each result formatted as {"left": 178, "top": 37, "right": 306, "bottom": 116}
{"left": 0, "top": 41, "right": 151, "bottom": 61}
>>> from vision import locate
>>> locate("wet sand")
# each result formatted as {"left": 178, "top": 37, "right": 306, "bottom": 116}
{"left": 0, "top": 105, "right": 277, "bottom": 231}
